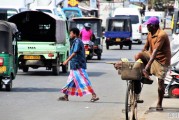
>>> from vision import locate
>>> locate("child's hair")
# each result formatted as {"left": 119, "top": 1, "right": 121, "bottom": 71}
{"left": 70, "top": 28, "right": 80, "bottom": 36}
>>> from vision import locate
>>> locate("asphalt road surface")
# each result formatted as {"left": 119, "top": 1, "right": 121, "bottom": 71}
{"left": 1, "top": 34, "right": 170, "bottom": 120}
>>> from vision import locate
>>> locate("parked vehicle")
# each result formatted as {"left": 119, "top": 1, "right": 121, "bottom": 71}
{"left": 62, "top": 7, "right": 83, "bottom": 20}
{"left": 8, "top": 11, "right": 70, "bottom": 75}
{"left": 0, "top": 20, "right": 19, "bottom": 91}
{"left": 141, "top": 11, "right": 165, "bottom": 35}
{"left": 113, "top": 8, "right": 142, "bottom": 44}
{"left": 104, "top": 16, "right": 132, "bottom": 50}
{"left": 164, "top": 23, "right": 179, "bottom": 98}
{"left": 68, "top": 17, "right": 103, "bottom": 60}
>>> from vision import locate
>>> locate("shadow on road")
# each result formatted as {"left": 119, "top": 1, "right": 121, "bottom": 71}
{"left": 69, "top": 100, "right": 125, "bottom": 104}
{"left": 7, "top": 87, "right": 61, "bottom": 92}
{"left": 146, "top": 107, "right": 179, "bottom": 113}
{"left": 88, "top": 72, "right": 106, "bottom": 76}
{"left": 17, "top": 71, "right": 69, "bottom": 76}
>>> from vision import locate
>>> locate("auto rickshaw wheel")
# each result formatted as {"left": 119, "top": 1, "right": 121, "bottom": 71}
{"left": 62, "top": 64, "right": 68, "bottom": 73}
{"left": 106, "top": 44, "right": 109, "bottom": 50}
{"left": 23, "top": 67, "right": 29, "bottom": 72}
{"left": 5, "top": 76, "right": 12, "bottom": 91}
{"left": 129, "top": 45, "right": 132, "bottom": 50}
{"left": 97, "top": 55, "right": 101, "bottom": 60}
{"left": 52, "top": 58, "right": 60, "bottom": 75}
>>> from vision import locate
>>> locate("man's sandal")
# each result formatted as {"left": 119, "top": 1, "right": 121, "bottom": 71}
{"left": 90, "top": 97, "right": 99, "bottom": 102}
{"left": 156, "top": 106, "right": 163, "bottom": 111}
{"left": 57, "top": 96, "right": 69, "bottom": 101}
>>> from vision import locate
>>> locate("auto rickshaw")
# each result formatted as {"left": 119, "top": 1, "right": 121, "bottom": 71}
{"left": 0, "top": 20, "right": 19, "bottom": 91}
{"left": 105, "top": 16, "right": 132, "bottom": 50}
{"left": 68, "top": 17, "right": 103, "bottom": 60}
{"left": 8, "top": 11, "right": 70, "bottom": 75}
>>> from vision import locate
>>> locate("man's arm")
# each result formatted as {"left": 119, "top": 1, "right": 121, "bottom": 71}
{"left": 144, "top": 49, "right": 157, "bottom": 72}
{"left": 63, "top": 52, "right": 77, "bottom": 65}
{"left": 142, "top": 36, "right": 149, "bottom": 51}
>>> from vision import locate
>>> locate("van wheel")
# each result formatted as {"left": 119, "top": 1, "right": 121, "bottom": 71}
{"left": 138, "top": 40, "right": 142, "bottom": 44}
{"left": 23, "top": 67, "right": 29, "bottom": 72}
{"left": 5, "top": 76, "right": 12, "bottom": 91}
{"left": 52, "top": 58, "right": 60, "bottom": 75}
{"left": 120, "top": 45, "right": 123, "bottom": 49}
{"left": 97, "top": 55, "right": 101, "bottom": 60}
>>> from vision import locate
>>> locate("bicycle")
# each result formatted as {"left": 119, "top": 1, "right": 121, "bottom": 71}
{"left": 125, "top": 79, "right": 143, "bottom": 120}
{"left": 108, "top": 59, "right": 152, "bottom": 120}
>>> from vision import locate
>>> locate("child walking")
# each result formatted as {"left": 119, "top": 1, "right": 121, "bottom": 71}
{"left": 58, "top": 28, "right": 99, "bottom": 102}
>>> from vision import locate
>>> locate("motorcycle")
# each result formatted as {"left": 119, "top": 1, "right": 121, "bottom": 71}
{"left": 83, "top": 41, "right": 94, "bottom": 61}
{"left": 164, "top": 67, "right": 179, "bottom": 98}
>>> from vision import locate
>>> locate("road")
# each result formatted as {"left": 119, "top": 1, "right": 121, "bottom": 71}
{"left": 0, "top": 34, "right": 168, "bottom": 120}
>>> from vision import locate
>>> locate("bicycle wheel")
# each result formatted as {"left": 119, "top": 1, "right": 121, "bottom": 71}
{"left": 125, "top": 81, "right": 137, "bottom": 120}
{"left": 125, "top": 81, "right": 131, "bottom": 120}
{"left": 130, "top": 81, "right": 137, "bottom": 120}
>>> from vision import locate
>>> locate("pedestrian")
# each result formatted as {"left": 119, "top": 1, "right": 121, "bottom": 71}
{"left": 134, "top": 17, "right": 171, "bottom": 111}
{"left": 58, "top": 28, "right": 99, "bottom": 102}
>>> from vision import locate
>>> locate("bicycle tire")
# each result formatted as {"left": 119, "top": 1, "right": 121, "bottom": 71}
{"left": 130, "top": 81, "right": 137, "bottom": 120}
{"left": 125, "top": 81, "right": 130, "bottom": 120}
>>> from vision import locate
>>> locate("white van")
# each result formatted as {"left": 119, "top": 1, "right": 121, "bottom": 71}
{"left": 113, "top": 8, "right": 142, "bottom": 44}
{"left": 142, "top": 11, "right": 165, "bottom": 34}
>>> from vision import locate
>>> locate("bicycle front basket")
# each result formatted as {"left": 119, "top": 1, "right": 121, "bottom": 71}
{"left": 121, "top": 62, "right": 143, "bottom": 80}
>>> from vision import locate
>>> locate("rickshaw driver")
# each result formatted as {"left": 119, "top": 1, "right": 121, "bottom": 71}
{"left": 80, "top": 23, "right": 95, "bottom": 44}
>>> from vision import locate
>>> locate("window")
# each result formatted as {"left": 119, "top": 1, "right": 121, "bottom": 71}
{"left": 115, "top": 15, "right": 139, "bottom": 24}
{"left": 0, "top": 8, "right": 18, "bottom": 20}
{"left": 64, "top": 10, "right": 80, "bottom": 19}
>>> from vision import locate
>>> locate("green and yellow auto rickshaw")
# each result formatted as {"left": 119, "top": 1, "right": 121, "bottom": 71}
{"left": 0, "top": 20, "right": 19, "bottom": 91}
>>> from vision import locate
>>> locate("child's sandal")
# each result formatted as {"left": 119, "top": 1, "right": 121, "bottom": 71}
{"left": 90, "top": 97, "right": 99, "bottom": 102}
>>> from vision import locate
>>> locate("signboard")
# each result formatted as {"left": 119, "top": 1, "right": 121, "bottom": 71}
{"left": 68, "top": 0, "right": 78, "bottom": 7}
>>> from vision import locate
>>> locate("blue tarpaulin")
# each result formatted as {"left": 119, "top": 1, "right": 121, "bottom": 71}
{"left": 104, "top": 31, "right": 132, "bottom": 38}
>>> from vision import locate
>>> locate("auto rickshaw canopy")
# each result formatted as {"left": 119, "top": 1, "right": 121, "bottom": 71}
{"left": 69, "top": 17, "right": 103, "bottom": 38}
{"left": 105, "top": 17, "right": 132, "bottom": 38}
{"left": 8, "top": 11, "right": 67, "bottom": 44}
{"left": 0, "top": 20, "right": 17, "bottom": 54}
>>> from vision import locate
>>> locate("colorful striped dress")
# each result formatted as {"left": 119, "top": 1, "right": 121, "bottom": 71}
{"left": 61, "top": 68, "right": 94, "bottom": 97}
{"left": 60, "top": 38, "right": 94, "bottom": 97}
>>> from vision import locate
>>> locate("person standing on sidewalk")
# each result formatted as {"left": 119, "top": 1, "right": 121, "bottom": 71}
{"left": 58, "top": 28, "right": 99, "bottom": 102}
{"left": 135, "top": 17, "right": 171, "bottom": 111}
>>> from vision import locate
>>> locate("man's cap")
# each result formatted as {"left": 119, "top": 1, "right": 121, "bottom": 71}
{"left": 144, "top": 16, "right": 159, "bottom": 25}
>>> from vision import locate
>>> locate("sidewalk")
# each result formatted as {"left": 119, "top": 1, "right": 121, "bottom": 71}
{"left": 140, "top": 98, "right": 179, "bottom": 120}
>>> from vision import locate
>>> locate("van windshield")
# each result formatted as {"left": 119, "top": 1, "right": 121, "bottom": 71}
{"left": 115, "top": 15, "right": 139, "bottom": 24}
{"left": 144, "top": 16, "right": 159, "bottom": 22}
